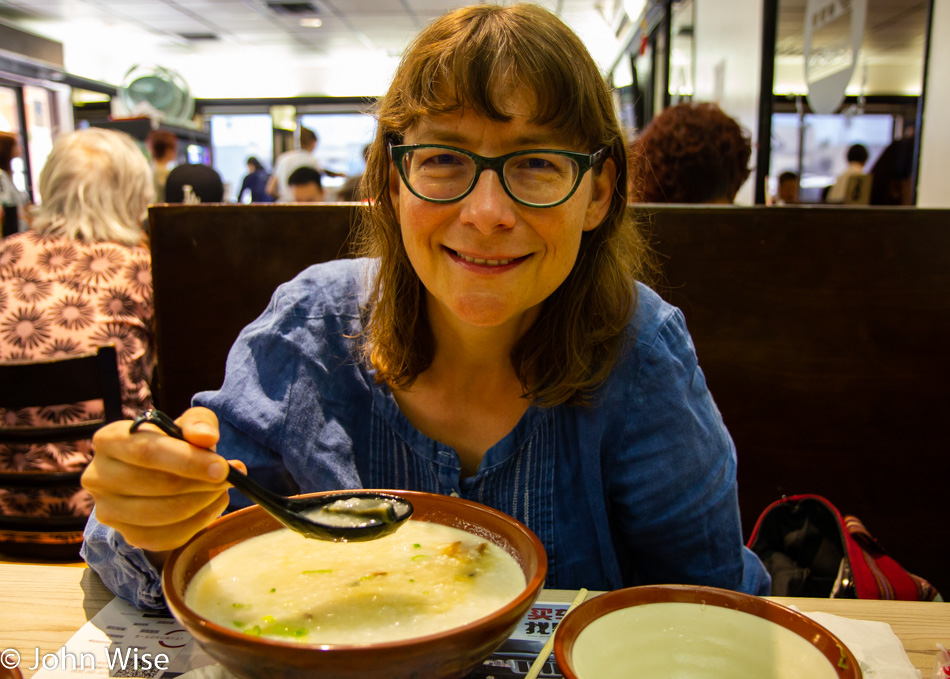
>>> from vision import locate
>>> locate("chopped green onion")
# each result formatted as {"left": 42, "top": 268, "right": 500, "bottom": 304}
{"left": 411, "top": 555, "right": 428, "bottom": 561}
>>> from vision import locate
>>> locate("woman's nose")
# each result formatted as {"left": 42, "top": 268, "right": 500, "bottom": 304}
{"left": 459, "top": 169, "right": 517, "bottom": 232}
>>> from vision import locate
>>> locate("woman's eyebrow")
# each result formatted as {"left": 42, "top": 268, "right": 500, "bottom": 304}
{"left": 410, "top": 127, "right": 565, "bottom": 149}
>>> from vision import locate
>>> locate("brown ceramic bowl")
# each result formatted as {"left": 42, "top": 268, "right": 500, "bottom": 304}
{"left": 554, "top": 585, "right": 861, "bottom": 679}
{"left": 0, "top": 665, "right": 23, "bottom": 679}
{"left": 163, "top": 489, "right": 547, "bottom": 679}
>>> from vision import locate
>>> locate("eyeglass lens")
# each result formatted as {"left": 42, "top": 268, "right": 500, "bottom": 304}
{"left": 401, "top": 148, "right": 581, "bottom": 205}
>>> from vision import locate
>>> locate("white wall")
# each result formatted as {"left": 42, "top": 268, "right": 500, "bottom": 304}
{"left": 692, "top": 0, "right": 764, "bottom": 205}
{"left": 917, "top": 0, "right": 950, "bottom": 207}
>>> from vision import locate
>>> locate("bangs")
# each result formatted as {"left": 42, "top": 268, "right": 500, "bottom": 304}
{"left": 388, "top": 4, "right": 606, "bottom": 149}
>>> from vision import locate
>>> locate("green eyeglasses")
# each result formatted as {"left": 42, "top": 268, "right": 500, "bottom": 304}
{"left": 390, "top": 143, "right": 607, "bottom": 208}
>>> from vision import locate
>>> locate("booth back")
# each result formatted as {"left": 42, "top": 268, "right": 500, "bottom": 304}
{"left": 149, "top": 202, "right": 949, "bottom": 595}
{"left": 148, "top": 203, "right": 359, "bottom": 416}
{"left": 634, "top": 204, "right": 949, "bottom": 596}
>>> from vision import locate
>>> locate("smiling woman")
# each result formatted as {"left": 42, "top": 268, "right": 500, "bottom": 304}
{"left": 81, "top": 3, "right": 770, "bottom": 614}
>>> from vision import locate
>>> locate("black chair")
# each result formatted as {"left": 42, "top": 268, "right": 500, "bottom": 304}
{"left": 0, "top": 345, "right": 123, "bottom": 559}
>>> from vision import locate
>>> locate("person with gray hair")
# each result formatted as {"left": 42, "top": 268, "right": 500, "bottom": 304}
{"left": 0, "top": 127, "right": 156, "bottom": 551}
{"left": 30, "top": 127, "right": 154, "bottom": 245}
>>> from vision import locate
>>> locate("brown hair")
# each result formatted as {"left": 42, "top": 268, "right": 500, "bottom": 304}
{"left": 356, "top": 3, "right": 653, "bottom": 407}
{"left": 629, "top": 102, "right": 752, "bottom": 204}
{"left": 299, "top": 127, "right": 317, "bottom": 148}
{"left": 0, "top": 131, "right": 18, "bottom": 175}
{"left": 147, "top": 130, "right": 178, "bottom": 163}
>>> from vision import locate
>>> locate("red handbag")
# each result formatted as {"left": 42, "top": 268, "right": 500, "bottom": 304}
{"left": 747, "top": 494, "right": 939, "bottom": 600}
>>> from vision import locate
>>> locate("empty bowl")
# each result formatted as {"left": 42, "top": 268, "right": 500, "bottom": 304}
{"left": 554, "top": 584, "right": 861, "bottom": 679}
{"left": 163, "top": 489, "right": 547, "bottom": 679}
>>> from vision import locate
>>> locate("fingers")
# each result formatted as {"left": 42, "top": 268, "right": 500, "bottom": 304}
{"left": 91, "top": 416, "right": 228, "bottom": 484}
{"left": 83, "top": 407, "right": 234, "bottom": 553}
{"left": 82, "top": 455, "right": 228, "bottom": 496}
{"left": 102, "top": 490, "right": 232, "bottom": 553}
{"left": 94, "top": 488, "right": 227, "bottom": 528}
{"left": 177, "top": 407, "right": 220, "bottom": 450}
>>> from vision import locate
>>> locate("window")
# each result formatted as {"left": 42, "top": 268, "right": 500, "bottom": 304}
{"left": 209, "top": 114, "right": 274, "bottom": 202}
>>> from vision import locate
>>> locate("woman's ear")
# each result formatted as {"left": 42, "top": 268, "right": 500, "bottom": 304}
{"left": 582, "top": 157, "right": 617, "bottom": 232}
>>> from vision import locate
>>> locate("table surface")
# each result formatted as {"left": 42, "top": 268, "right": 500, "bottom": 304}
{"left": 0, "top": 562, "right": 947, "bottom": 678}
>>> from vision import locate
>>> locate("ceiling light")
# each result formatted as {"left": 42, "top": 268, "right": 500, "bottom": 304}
{"left": 299, "top": 17, "right": 323, "bottom": 28}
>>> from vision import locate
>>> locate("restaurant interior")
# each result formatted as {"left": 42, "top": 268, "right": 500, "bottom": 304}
{"left": 1, "top": 1, "right": 948, "bottom": 678}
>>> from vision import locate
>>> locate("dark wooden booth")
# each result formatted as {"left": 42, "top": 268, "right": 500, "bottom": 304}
{"left": 148, "top": 203, "right": 359, "bottom": 415}
{"left": 634, "top": 205, "right": 949, "bottom": 597}
{"left": 149, "top": 203, "right": 949, "bottom": 596}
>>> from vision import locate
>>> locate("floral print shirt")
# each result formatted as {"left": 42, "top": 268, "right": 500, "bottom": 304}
{"left": 0, "top": 231, "right": 154, "bottom": 521}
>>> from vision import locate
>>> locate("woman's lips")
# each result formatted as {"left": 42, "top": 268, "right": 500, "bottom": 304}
{"left": 447, "top": 248, "right": 529, "bottom": 269}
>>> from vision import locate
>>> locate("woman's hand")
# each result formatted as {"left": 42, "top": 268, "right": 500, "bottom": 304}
{"left": 83, "top": 407, "right": 244, "bottom": 557}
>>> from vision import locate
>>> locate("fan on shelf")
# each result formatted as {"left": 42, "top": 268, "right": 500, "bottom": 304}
{"left": 118, "top": 64, "right": 195, "bottom": 125}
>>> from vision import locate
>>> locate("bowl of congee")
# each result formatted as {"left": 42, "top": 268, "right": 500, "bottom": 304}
{"left": 162, "top": 489, "right": 547, "bottom": 679}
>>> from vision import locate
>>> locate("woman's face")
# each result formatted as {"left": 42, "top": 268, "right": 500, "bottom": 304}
{"left": 389, "top": 99, "right": 615, "bottom": 335}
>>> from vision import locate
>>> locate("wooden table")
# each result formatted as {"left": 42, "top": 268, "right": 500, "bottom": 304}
{"left": 1, "top": 563, "right": 947, "bottom": 678}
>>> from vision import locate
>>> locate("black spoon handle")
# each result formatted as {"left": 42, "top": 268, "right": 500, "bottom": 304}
{"left": 129, "top": 408, "right": 293, "bottom": 511}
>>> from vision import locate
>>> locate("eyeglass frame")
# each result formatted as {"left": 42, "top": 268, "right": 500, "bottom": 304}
{"left": 389, "top": 143, "right": 608, "bottom": 208}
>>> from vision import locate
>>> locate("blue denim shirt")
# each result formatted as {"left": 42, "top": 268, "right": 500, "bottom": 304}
{"left": 83, "top": 258, "right": 769, "bottom": 610}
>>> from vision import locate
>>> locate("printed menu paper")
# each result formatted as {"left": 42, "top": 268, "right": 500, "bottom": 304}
{"left": 28, "top": 598, "right": 569, "bottom": 678}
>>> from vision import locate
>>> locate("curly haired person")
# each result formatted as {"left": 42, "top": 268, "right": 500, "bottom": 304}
{"left": 629, "top": 102, "right": 752, "bottom": 204}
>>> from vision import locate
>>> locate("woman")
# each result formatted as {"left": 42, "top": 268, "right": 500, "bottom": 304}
{"left": 235, "top": 156, "right": 274, "bottom": 203}
{"left": 81, "top": 4, "right": 769, "bottom": 610}
{"left": 1, "top": 127, "right": 154, "bottom": 539}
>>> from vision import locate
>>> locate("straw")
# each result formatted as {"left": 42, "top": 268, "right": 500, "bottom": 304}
{"left": 524, "top": 588, "right": 589, "bottom": 679}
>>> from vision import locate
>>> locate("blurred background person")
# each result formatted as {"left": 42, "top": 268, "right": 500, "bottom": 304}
{"left": 774, "top": 171, "right": 800, "bottom": 205}
{"left": 235, "top": 156, "right": 273, "bottom": 203}
{"left": 266, "top": 126, "right": 321, "bottom": 202}
{"left": 165, "top": 164, "right": 224, "bottom": 203}
{"left": 0, "top": 131, "right": 32, "bottom": 235}
{"left": 286, "top": 166, "right": 325, "bottom": 202}
{"left": 826, "top": 144, "right": 870, "bottom": 204}
{"left": 335, "top": 144, "right": 370, "bottom": 202}
{"left": 146, "top": 130, "right": 178, "bottom": 203}
{"left": 0, "top": 127, "right": 155, "bottom": 537}
{"left": 870, "top": 124, "right": 916, "bottom": 206}
{"left": 628, "top": 102, "right": 751, "bottom": 204}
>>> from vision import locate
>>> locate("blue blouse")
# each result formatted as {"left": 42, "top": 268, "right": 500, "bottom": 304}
{"left": 82, "top": 258, "right": 769, "bottom": 610}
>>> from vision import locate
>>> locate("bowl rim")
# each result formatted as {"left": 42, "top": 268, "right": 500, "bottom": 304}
{"left": 0, "top": 666, "right": 23, "bottom": 679}
{"left": 163, "top": 488, "right": 548, "bottom": 653}
{"left": 552, "top": 584, "right": 862, "bottom": 679}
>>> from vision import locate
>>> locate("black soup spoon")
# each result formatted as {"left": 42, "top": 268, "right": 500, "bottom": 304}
{"left": 129, "top": 408, "right": 413, "bottom": 542}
